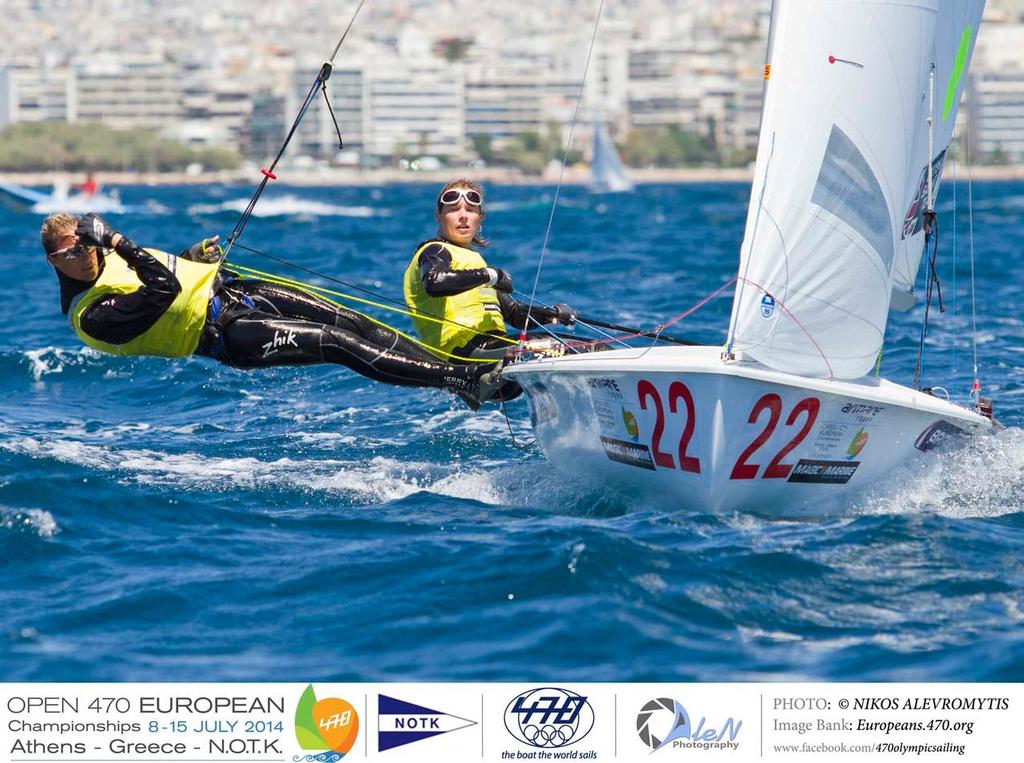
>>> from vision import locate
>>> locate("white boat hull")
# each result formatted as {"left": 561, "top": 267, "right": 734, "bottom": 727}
{"left": 503, "top": 346, "right": 992, "bottom": 516}
{"left": 0, "top": 181, "right": 131, "bottom": 215}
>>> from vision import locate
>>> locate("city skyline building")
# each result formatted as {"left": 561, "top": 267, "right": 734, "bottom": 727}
{"left": 2, "top": 0, "right": 1024, "bottom": 166}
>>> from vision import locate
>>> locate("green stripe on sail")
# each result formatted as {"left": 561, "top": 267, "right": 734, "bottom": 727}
{"left": 943, "top": 26, "right": 973, "bottom": 122}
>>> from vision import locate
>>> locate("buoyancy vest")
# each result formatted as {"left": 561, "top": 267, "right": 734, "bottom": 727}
{"left": 69, "top": 249, "right": 220, "bottom": 358}
{"left": 403, "top": 240, "right": 506, "bottom": 357}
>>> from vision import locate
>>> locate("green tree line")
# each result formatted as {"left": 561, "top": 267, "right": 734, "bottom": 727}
{"left": 619, "top": 125, "right": 754, "bottom": 168}
{"left": 0, "top": 122, "right": 241, "bottom": 172}
{"left": 469, "top": 122, "right": 754, "bottom": 174}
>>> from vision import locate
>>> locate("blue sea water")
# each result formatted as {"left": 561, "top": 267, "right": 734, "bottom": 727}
{"left": 1, "top": 181, "right": 1022, "bottom": 682}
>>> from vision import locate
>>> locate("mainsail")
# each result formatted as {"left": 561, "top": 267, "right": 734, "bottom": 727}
{"left": 727, "top": 0, "right": 986, "bottom": 379}
{"left": 590, "top": 122, "right": 634, "bottom": 193}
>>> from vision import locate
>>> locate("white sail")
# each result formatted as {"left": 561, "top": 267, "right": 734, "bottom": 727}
{"left": 727, "top": 0, "right": 986, "bottom": 379}
{"left": 590, "top": 122, "right": 633, "bottom": 193}
{"left": 891, "top": 1, "right": 985, "bottom": 309}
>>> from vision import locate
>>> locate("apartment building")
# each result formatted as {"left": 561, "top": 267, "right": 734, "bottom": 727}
{"left": 75, "top": 56, "right": 184, "bottom": 129}
{"left": 0, "top": 65, "right": 76, "bottom": 125}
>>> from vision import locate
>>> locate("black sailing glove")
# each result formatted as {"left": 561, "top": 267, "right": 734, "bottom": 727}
{"left": 75, "top": 213, "right": 118, "bottom": 248}
{"left": 550, "top": 303, "right": 579, "bottom": 326}
{"left": 181, "top": 235, "right": 223, "bottom": 263}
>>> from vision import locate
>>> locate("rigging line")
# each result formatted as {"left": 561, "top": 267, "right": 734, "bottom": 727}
{"left": 223, "top": 0, "right": 369, "bottom": 258}
{"left": 499, "top": 397, "right": 535, "bottom": 450}
{"left": 508, "top": 286, "right": 693, "bottom": 347}
{"left": 574, "top": 318, "right": 640, "bottom": 350}
{"left": 224, "top": 263, "right": 507, "bottom": 363}
{"left": 913, "top": 216, "right": 941, "bottom": 389}
{"left": 226, "top": 242, "right": 517, "bottom": 346}
{"left": 557, "top": 276, "right": 737, "bottom": 353}
{"left": 224, "top": 71, "right": 326, "bottom": 257}
{"left": 329, "top": 0, "right": 368, "bottom": 62}
{"left": 224, "top": 265, "right": 495, "bottom": 365}
{"left": 966, "top": 108, "right": 980, "bottom": 401}
{"left": 951, "top": 128, "right": 959, "bottom": 400}
{"left": 221, "top": 262, "right": 495, "bottom": 363}
{"left": 522, "top": 0, "right": 606, "bottom": 342}
{"left": 321, "top": 81, "right": 345, "bottom": 149}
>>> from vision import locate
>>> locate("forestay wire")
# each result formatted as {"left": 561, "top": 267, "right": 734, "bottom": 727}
{"left": 522, "top": 0, "right": 606, "bottom": 344}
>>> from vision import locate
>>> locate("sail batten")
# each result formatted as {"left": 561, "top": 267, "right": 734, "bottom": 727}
{"left": 727, "top": 0, "right": 985, "bottom": 379}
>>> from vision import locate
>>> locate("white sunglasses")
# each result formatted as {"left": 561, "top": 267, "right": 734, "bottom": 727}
{"left": 438, "top": 188, "right": 483, "bottom": 208}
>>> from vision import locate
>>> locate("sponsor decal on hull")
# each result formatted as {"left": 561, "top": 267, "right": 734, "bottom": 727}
{"left": 786, "top": 459, "right": 860, "bottom": 484}
{"left": 601, "top": 436, "right": 656, "bottom": 470}
{"left": 590, "top": 376, "right": 643, "bottom": 444}
{"left": 915, "top": 420, "right": 969, "bottom": 452}
{"left": 846, "top": 428, "right": 869, "bottom": 459}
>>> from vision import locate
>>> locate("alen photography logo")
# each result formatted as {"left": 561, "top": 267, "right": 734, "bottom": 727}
{"left": 636, "top": 698, "right": 742, "bottom": 753}
{"left": 504, "top": 687, "right": 595, "bottom": 749}
{"left": 293, "top": 685, "right": 359, "bottom": 761}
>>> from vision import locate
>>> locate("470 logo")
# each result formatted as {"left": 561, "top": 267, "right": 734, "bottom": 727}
{"left": 504, "top": 688, "right": 595, "bottom": 748}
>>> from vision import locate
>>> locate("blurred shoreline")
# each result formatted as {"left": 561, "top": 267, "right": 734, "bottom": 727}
{"left": 6, "top": 164, "right": 1024, "bottom": 187}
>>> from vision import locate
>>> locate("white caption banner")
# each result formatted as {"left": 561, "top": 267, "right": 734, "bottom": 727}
{"left": 1, "top": 683, "right": 1019, "bottom": 761}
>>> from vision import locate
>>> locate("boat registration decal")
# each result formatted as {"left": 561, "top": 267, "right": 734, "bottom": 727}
{"left": 731, "top": 394, "right": 821, "bottom": 480}
{"left": 786, "top": 459, "right": 860, "bottom": 484}
{"left": 636, "top": 379, "right": 701, "bottom": 473}
{"left": 600, "top": 436, "right": 656, "bottom": 471}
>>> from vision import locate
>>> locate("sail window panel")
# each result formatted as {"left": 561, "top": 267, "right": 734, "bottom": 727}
{"left": 810, "top": 125, "right": 895, "bottom": 273}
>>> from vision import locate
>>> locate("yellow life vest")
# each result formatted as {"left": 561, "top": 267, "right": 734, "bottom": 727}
{"left": 403, "top": 240, "right": 506, "bottom": 357}
{"left": 69, "top": 249, "right": 220, "bottom": 358}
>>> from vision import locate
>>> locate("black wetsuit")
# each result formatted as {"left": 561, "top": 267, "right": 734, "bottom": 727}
{"left": 416, "top": 240, "right": 565, "bottom": 358}
{"left": 59, "top": 239, "right": 483, "bottom": 392}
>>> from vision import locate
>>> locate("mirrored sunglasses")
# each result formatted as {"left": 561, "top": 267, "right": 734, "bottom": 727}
{"left": 48, "top": 243, "right": 93, "bottom": 260}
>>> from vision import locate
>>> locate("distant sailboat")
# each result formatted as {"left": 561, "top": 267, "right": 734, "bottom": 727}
{"left": 589, "top": 122, "right": 633, "bottom": 193}
{"left": 0, "top": 179, "right": 136, "bottom": 215}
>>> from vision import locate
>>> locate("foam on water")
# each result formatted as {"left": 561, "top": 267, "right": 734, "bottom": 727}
{"left": 23, "top": 346, "right": 102, "bottom": 382}
{"left": 0, "top": 507, "right": 58, "bottom": 538}
{"left": 855, "top": 427, "right": 1024, "bottom": 518}
{"left": 188, "top": 195, "right": 381, "bottom": 218}
{"left": 0, "top": 435, "right": 516, "bottom": 505}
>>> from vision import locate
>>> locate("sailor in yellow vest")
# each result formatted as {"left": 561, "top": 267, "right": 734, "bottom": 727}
{"left": 42, "top": 213, "right": 491, "bottom": 396}
{"left": 404, "top": 180, "right": 577, "bottom": 396}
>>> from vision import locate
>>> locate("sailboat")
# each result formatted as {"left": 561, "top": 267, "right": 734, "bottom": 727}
{"left": 505, "top": 0, "right": 993, "bottom": 515}
{"left": 589, "top": 122, "right": 633, "bottom": 193}
{"left": 0, "top": 179, "right": 135, "bottom": 215}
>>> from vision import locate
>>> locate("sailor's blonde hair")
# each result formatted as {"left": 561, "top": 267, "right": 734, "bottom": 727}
{"left": 40, "top": 213, "right": 79, "bottom": 254}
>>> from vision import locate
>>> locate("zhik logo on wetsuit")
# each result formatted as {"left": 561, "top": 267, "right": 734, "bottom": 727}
{"left": 377, "top": 695, "right": 476, "bottom": 752}
{"left": 262, "top": 329, "right": 298, "bottom": 358}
